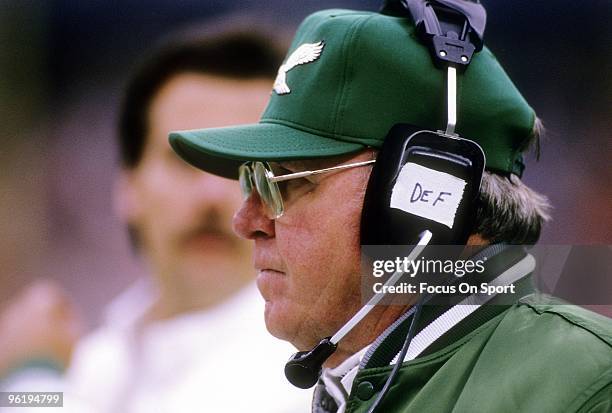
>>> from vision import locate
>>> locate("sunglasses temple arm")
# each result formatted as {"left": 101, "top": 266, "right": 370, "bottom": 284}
{"left": 269, "top": 159, "right": 376, "bottom": 183}
{"left": 270, "top": 170, "right": 315, "bottom": 182}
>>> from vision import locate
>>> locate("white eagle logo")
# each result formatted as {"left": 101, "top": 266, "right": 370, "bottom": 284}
{"left": 273, "top": 41, "right": 325, "bottom": 95}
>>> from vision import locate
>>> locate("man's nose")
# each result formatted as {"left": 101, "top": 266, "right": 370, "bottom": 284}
{"left": 232, "top": 191, "right": 275, "bottom": 240}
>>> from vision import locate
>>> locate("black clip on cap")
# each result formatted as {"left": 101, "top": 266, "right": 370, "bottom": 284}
{"left": 284, "top": 337, "right": 337, "bottom": 389}
{"left": 400, "top": 0, "right": 487, "bottom": 68}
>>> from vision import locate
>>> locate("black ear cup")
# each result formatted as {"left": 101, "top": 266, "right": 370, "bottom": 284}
{"left": 361, "top": 124, "right": 485, "bottom": 247}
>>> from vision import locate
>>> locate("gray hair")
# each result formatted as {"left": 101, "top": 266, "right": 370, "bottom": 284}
{"left": 473, "top": 118, "right": 552, "bottom": 244}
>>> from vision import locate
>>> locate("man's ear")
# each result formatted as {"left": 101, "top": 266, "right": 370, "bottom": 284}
{"left": 466, "top": 233, "right": 490, "bottom": 246}
{"left": 113, "top": 170, "right": 141, "bottom": 224}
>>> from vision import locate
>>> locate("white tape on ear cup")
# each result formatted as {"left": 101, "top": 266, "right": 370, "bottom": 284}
{"left": 390, "top": 163, "right": 466, "bottom": 229}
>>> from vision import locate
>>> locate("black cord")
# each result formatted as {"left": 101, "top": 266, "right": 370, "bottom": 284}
{"left": 362, "top": 244, "right": 504, "bottom": 412}
{"left": 365, "top": 295, "right": 426, "bottom": 413}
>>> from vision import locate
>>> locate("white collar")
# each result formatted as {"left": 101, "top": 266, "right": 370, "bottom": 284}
{"left": 393, "top": 253, "right": 535, "bottom": 364}
{"left": 320, "top": 346, "right": 370, "bottom": 413}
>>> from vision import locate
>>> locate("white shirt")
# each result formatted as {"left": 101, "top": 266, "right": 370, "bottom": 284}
{"left": 319, "top": 347, "right": 370, "bottom": 413}
{"left": 64, "top": 280, "right": 311, "bottom": 413}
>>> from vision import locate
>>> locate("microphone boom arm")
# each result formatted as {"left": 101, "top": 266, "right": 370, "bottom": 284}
{"left": 331, "top": 230, "right": 433, "bottom": 345}
{"left": 284, "top": 230, "right": 433, "bottom": 389}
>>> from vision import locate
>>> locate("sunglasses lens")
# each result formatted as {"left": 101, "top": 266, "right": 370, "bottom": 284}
{"left": 238, "top": 164, "right": 253, "bottom": 200}
{"left": 253, "top": 162, "right": 283, "bottom": 219}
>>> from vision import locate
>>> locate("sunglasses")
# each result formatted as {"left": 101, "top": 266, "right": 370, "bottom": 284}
{"left": 238, "top": 159, "right": 376, "bottom": 219}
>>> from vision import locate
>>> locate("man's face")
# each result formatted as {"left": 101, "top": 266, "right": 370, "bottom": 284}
{"left": 233, "top": 152, "right": 373, "bottom": 350}
{"left": 121, "top": 73, "right": 272, "bottom": 306}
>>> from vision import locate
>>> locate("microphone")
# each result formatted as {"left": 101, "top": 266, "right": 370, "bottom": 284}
{"left": 284, "top": 337, "right": 337, "bottom": 389}
{"left": 284, "top": 230, "right": 432, "bottom": 388}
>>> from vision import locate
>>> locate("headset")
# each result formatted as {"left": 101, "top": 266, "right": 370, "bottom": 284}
{"left": 285, "top": 1, "right": 488, "bottom": 411}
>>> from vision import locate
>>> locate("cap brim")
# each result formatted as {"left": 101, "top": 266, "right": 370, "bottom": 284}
{"left": 169, "top": 121, "right": 366, "bottom": 179}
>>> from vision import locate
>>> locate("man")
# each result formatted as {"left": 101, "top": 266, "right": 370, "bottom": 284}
{"left": 1, "top": 27, "right": 311, "bottom": 412}
{"left": 169, "top": 6, "right": 612, "bottom": 413}
{"left": 66, "top": 27, "right": 313, "bottom": 413}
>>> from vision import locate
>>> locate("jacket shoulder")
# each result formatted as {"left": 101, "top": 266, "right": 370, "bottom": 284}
{"left": 518, "top": 294, "right": 612, "bottom": 349}
{"left": 469, "top": 294, "right": 612, "bottom": 412}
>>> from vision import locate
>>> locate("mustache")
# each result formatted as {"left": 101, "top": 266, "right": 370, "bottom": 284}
{"left": 180, "top": 210, "right": 239, "bottom": 247}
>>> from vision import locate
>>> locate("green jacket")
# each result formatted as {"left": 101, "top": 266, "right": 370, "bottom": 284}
{"left": 316, "top": 247, "right": 612, "bottom": 413}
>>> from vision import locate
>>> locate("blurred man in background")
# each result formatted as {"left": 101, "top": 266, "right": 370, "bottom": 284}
{"left": 0, "top": 24, "right": 311, "bottom": 412}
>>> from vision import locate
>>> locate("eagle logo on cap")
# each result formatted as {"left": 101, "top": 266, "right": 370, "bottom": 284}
{"left": 273, "top": 41, "right": 325, "bottom": 95}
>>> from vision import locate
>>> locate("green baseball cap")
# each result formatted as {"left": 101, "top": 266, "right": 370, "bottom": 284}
{"left": 170, "top": 9, "right": 535, "bottom": 178}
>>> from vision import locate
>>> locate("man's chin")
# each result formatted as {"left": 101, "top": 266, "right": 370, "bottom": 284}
{"left": 262, "top": 302, "right": 320, "bottom": 351}
{"left": 262, "top": 301, "right": 296, "bottom": 343}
